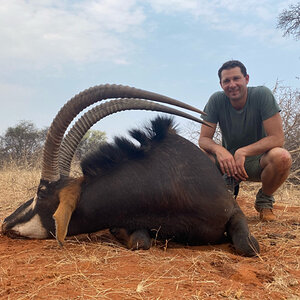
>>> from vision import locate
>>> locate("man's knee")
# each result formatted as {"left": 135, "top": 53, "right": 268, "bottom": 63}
{"left": 261, "top": 148, "right": 292, "bottom": 172}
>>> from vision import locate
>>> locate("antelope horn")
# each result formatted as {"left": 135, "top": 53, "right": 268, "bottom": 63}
{"left": 59, "top": 98, "right": 210, "bottom": 177}
{"left": 41, "top": 84, "right": 206, "bottom": 182}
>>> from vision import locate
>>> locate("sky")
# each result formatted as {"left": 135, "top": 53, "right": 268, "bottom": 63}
{"left": 0, "top": 0, "right": 299, "bottom": 142}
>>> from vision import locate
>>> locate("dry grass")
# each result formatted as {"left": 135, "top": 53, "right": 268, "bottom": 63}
{"left": 240, "top": 180, "right": 300, "bottom": 206}
{"left": 0, "top": 164, "right": 299, "bottom": 299}
{"left": 0, "top": 164, "right": 40, "bottom": 220}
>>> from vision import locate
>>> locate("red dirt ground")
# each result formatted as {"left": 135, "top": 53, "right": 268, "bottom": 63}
{"left": 0, "top": 191, "right": 299, "bottom": 299}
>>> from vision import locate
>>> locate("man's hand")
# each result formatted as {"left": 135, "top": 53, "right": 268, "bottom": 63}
{"left": 199, "top": 121, "right": 248, "bottom": 181}
{"left": 234, "top": 149, "right": 248, "bottom": 181}
{"left": 216, "top": 147, "right": 249, "bottom": 181}
{"left": 215, "top": 147, "right": 238, "bottom": 179}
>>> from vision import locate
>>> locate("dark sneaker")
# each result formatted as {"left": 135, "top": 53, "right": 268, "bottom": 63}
{"left": 259, "top": 208, "right": 276, "bottom": 222}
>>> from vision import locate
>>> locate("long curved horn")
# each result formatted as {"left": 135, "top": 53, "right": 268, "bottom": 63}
{"left": 59, "top": 98, "right": 210, "bottom": 177}
{"left": 41, "top": 84, "right": 206, "bottom": 182}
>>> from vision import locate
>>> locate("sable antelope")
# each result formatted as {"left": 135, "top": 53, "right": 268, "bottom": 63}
{"left": 1, "top": 84, "right": 259, "bottom": 256}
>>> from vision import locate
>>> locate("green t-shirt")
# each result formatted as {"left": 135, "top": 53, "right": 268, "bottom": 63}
{"left": 203, "top": 86, "right": 280, "bottom": 155}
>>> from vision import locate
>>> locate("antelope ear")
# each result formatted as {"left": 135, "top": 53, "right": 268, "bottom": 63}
{"left": 52, "top": 178, "right": 83, "bottom": 246}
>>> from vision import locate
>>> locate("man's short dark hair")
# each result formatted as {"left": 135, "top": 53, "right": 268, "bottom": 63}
{"left": 218, "top": 60, "right": 247, "bottom": 80}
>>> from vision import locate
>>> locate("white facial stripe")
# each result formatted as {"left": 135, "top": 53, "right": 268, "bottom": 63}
{"left": 31, "top": 195, "right": 38, "bottom": 210}
{"left": 12, "top": 214, "right": 48, "bottom": 239}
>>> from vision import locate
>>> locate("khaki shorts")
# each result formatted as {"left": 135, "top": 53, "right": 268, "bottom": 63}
{"left": 215, "top": 154, "right": 263, "bottom": 182}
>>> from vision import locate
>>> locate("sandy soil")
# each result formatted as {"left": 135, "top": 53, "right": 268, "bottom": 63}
{"left": 0, "top": 172, "right": 299, "bottom": 299}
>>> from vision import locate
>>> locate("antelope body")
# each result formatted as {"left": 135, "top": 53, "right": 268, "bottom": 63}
{"left": 1, "top": 84, "right": 259, "bottom": 256}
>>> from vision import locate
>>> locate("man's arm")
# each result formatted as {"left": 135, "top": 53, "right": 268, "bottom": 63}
{"left": 198, "top": 121, "right": 241, "bottom": 179}
{"left": 198, "top": 121, "right": 217, "bottom": 153}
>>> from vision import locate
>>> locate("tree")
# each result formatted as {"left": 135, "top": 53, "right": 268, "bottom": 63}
{"left": 273, "top": 83, "right": 300, "bottom": 183}
{"left": 0, "top": 121, "right": 48, "bottom": 166}
{"left": 0, "top": 121, "right": 107, "bottom": 168}
{"left": 277, "top": 2, "right": 300, "bottom": 40}
{"left": 182, "top": 121, "right": 221, "bottom": 145}
{"left": 75, "top": 129, "right": 107, "bottom": 159}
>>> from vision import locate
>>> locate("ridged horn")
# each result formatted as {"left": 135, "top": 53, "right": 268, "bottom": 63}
{"left": 41, "top": 84, "right": 206, "bottom": 182}
{"left": 59, "top": 98, "right": 210, "bottom": 177}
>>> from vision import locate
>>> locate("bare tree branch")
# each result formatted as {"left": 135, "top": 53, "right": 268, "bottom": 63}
{"left": 277, "top": 2, "right": 300, "bottom": 40}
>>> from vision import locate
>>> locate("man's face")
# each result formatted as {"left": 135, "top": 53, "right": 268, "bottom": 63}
{"left": 220, "top": 67, "right": 249, "bottom": 102}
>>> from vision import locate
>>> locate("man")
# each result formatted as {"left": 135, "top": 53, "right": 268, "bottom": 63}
{"left": 198, "top": 60, "right": 292, "bottom": 221}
